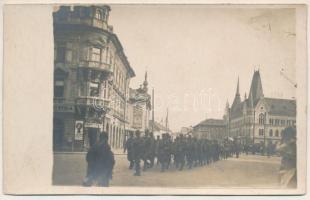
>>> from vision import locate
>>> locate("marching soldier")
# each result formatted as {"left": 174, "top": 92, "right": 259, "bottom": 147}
{"left": 149, "top": 132, "right": 156, "bottom": 168}
{"left": 158, "top": 133, "right": 171, "bottom": 172}
{"left": 132, "top": 130, "right": 143, "bottom": 176}
{"left": 186, "top": 135, "right": 195, "bottom": 169}
{"left": 176, "top": 134, "right": 186, "bottom": 170}
{"left": 124, "top": 132, "right": 134, "bottom": 169}
{"left": 155, "top": 135, "right": 161, "bottom": 165}
{"left": 142, "top": 130, "right": 151, "bottom": 171}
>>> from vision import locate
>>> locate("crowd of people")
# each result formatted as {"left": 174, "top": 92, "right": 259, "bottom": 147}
{"left": 124, "top": 130, "right": 244, "bottom": 176}
{"left": 82, "top": 127, "right": 296, "bottom": 187}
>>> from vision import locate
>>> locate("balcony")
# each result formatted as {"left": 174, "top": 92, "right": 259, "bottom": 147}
{"left": 54, "top": 98, "right": 75, "bottom": 113}
{"left": 54, "top": 15, "right": 110, "bottom": 32}
{"left": 76, "top": 96, "right": 110, "bottom": 111}
{"left": 79, "top": 60, "right": 112, "bottom": 73}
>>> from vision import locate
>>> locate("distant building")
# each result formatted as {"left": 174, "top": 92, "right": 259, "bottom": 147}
{"left": 149, "top": 120, "right": 172, "bottom": 138}
{"left": 180, "top": 127, "right": 193, "bottom": 135}
{"left": 193, "top": 119, "right": 227, "bottom": 140}
{"left": 224, "top": 70, "right": 296, "bottom": 145}
{"left": 53, "top": 5, "right": 135, "bottom": 151}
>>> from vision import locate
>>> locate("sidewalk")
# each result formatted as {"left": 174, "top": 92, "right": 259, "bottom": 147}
{"left": 54, "top": 148, "right": 126, "bottom": 155}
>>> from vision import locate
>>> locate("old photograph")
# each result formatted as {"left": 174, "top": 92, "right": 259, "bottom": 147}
{"left": 51, "top": 4, "right": 300, "bottom": 189}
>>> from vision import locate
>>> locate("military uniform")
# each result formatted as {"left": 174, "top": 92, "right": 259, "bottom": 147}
{"left": 186, "top": 136, "right": 195, "bottom": 169}
{"left": 132, "top": 131, "right": 143, "bottom": 176}
{"left": 124, "top": 133, "right": 134, "bottom": 169}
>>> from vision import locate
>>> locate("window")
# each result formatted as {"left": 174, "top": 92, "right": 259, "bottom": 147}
{"left": 281, "top": 120, "right": 285, "bottom": 126}
{"left": 269, "top": 129, "right": 273, "bottom": 137}
{"left": 259, "top": 129, "right": 264, "bottom": 136}
{"left": 95, "top": 10, "right": 102, "bottom": 20}
{"left": 56, "top": 45, "right": 66, "bottom": 62}
{"left": 269, "top": 118, "right": 274, "bottom": 125}
{"left": 259, "top": 113, "right": 265, "bottom": 125}
{"left": 54, "top": 80, "right": 65, "bottom": 97}
{"left": 89, "top": 82, "right": 99, "bottom": 97}
{"left": 91, "top": 47, "right": 101, "bottom": 62}
{"left": 275, "top": 130, "right": 279, "bottom": 137}
{"left": 55, "top": 42, "right": 73, "bottom": 63}
{"left": 275, "top": 119, "right": 279, "bottom": 125}
{"left": 65, "top": 42, "right": 73, "bottom": 63}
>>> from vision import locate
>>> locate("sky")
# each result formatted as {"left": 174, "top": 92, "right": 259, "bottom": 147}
{"left": 108, "top": 5, "right": 296, "bottom": 132}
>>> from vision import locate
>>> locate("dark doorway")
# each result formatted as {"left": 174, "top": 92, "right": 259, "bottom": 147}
{"left": 53, "top": 118, "right": 64, "bottom": 151}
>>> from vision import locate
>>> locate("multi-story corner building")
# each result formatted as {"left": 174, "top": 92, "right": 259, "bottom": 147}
{"left": 53, "top": 5, "right": 135, "bottom": 151}
{"left": 224, "top": 70, "right": 296, "bottom": 146}
{"left": 193, "top": 119, "right": 227, "bottom": 140}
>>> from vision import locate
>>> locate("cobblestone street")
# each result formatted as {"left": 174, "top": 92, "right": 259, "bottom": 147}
{"left": 53, "top": 152, "right": 281, "bottom": 188}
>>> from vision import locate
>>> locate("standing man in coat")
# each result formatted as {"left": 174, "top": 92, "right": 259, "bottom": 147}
{"left": 83, "top": 131, "right": 115, "bottom": 187}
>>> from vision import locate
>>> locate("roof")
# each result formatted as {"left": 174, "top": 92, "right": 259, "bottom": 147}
{"left": 264, "top": 98, "right": 296, "bottom": 117}
{"left": 149, "top": 120, "right": 171, "bottom": 132}
{"left": 194, "top": 118, "right": 226, "bottom": 128}
{"left": 249, "top": 70, "right": 264, "bottom": 102}
{"left": 230, "top": 97, "right": 296, "bottom": 119}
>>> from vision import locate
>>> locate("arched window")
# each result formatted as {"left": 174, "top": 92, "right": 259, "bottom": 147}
{"left": 275, "top": 130, "right": 279, "bottom": 137}
{"left": 95, "top": 9, "right": 102, "bottom": 20}
{"left": 259, "top": 113, "right": 265, "bottom": 125}
{"left": 269, "top": 129, "right": 273, "bottom": 137}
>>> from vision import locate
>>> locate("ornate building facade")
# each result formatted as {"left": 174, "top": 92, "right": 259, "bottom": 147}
{"left": 224, "top": 70, "right": 296, "bottom": 145}
{"left": 53, "top": 5, "right": 135, "bottom": 151}
{"left": 125, "top": 72, "right": 152, "bottom": 137}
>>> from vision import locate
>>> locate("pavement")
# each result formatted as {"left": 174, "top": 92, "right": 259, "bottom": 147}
{"left": 53, "top": 152, "right": 281, "bottom": 187}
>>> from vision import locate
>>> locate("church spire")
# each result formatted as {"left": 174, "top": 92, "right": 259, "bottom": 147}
{"left": 232, "top": 77, "right": 241, "bottom": 107}
{"left": 236, "top": 76, "right": 240, "bottom": 96}
{"left": 143, "top": 71, "right": 148, "bottom": 92}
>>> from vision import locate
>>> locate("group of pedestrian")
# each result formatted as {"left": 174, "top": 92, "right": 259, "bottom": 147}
{"left": 124, "top": 130, "right": 242, "bottom": 176}
{"left": 81, "top": 127, "right": 296, "bottom": 187}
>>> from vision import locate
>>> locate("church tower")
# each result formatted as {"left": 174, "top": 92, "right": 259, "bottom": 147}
{"left": 249, "top": 70, "right": 264, "bottom": 105}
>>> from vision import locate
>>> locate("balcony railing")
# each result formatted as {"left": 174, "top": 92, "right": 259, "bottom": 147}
{"left": 76, "top": 96, "right": 110, "bottom": 110}
{"left": 79, "top": 60, "right": 112, "bottom": 73}
{"left": 55, "top": 16, "right": 109, "bottom": 32}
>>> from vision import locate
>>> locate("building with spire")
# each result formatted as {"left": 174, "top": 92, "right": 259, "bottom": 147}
{"left": 225, "top": 70, "right": 296, "bottom": 145}
{"left": 126, "top": 71, "right": 152, "bottom": 135}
